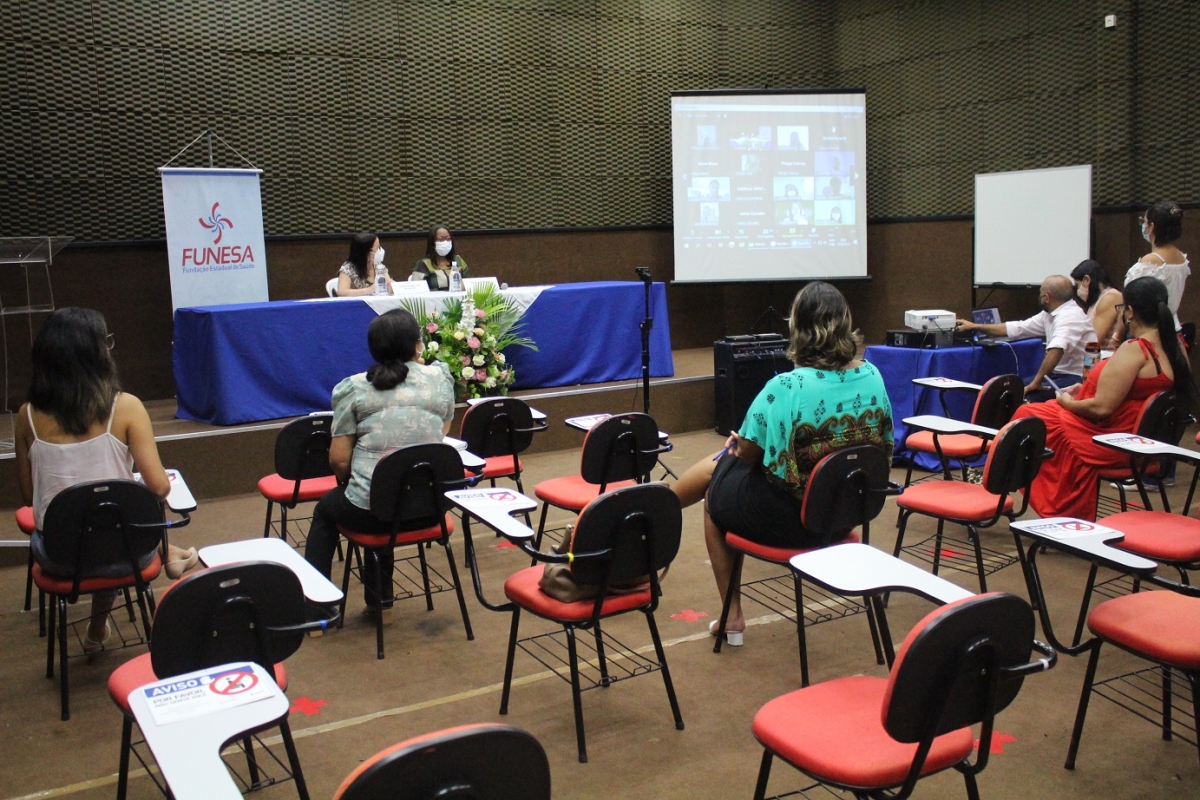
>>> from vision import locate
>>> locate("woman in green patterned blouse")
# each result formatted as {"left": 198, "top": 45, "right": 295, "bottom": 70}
{"left": 672, "top": 282, "right": 893, "bottom": 645}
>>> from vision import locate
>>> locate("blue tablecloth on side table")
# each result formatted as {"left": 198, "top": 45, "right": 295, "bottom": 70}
{"left": 863, "top": 340, "right": 1045, "bottom": 470}
{"left": 173, "top": 281, "right": 673, "bottom": 425}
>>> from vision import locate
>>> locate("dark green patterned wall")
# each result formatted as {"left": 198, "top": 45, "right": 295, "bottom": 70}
{"left": 835, "top": 0, "right": 1199, "bottom": 217}
{"left": 0, "top": 0, "right": 831, "bottom": 240}
{"left": 1, "top": 1, "right": 1193, "bottom": 241}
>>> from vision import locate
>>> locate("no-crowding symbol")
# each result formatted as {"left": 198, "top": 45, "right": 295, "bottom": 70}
{"left": 1059, "top": 521, "right": 1094, "bottom": 532}
{"left": 209, "top": 669, "right": 258, "bottom": 696}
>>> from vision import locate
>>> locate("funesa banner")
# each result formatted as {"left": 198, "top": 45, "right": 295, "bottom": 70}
{"left": 160, "top": 167, "right": 269, "bottom": 311}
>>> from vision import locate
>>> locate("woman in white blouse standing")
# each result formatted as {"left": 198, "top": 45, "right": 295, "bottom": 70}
{"left": 1117, "top": 201, "right": 1189, "bottom": 342}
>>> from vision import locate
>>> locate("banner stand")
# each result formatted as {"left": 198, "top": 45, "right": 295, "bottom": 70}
{"left": 159, "top": 132, "right": 269, "bottom": 311}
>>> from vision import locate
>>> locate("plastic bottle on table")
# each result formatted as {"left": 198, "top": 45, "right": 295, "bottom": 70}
{"left": 1083, "top": 341, "right": 1100, "bottom": 378}
{"left": 449, "top": 262, "right": 463, "bottom": 293}
{"left": 375, "top": 263, "right": 388, "bottom": 295}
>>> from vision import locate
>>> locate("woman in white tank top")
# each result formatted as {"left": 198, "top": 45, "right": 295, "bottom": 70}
{"left": 1115, "top": 201, "right": 1190, "bottom": 341}
{"left": 15, "top": 308, "right": 196, "bottom": 651}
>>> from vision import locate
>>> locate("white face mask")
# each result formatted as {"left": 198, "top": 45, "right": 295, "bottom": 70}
{"left": 435, "top": 240, "right": 453, "bottom": 257}
{"left": 373, "top": 247, "right": 385, "bottom": 265}
{"left": 1141, "top": 223, "right": 1151, "bottom": 243}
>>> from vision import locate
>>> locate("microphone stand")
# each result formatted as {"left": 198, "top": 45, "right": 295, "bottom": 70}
{"left": 635, "top": 266, "right": 653, "bottom": 415}
{"left": 634, "top": 266, "right": 678, "bottom": 480}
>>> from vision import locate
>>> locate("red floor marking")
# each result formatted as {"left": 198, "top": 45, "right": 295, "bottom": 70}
{"left": 289, "top": 697, "right": 327, "bottom": 716}
{"left": 670, "top": 609, "right": 709, "bottom": 623}
{"left": 492, "top": 540, "right": 517, "bottom": 550}
{"left": 974, "top": 731, "right": 1016, "bottom": 754}
{"left": 927, "top": 547, "right": 963, "bottom": 559}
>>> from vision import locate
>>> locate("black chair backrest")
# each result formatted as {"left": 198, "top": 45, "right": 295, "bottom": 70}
{"left": 334, "top": 723, "right": 551, "bottom": 800}
{"left": 1181, "top": 322, "right": 1196, "bottom": 351}
{"left": 460, "top": 398, "right": 535, "bottom": 458}
{"left": 40, "top": 480, "right": 165, "bottom": 582}
{"left": 151, "top": 561, "right": 307, "bottom": 680}
{"left": 800, "top": 445, "right": 891, "bottom": 541}
{"left": 883, "top": 592, "right": 1035, "bottom": 743}
{"left": 579, "top": 413, "right": 660, "bottom": 487}
{"left": 274, "top": 414, "right": 334, "bottom": 481}
{"left": 1135, "top": 391, "right": 1187, "bottom": 445}
{"left": 368, "top": 443, "right": 464, "bottom": 528}
{"left": 972, "top": 374, "right": 1024, "bottom": 429}
{"left": 981, "top": 417, "right": 1047, "bottom": 495}
{"left": 570, "top": 483, "right": 682, "bottom": 587}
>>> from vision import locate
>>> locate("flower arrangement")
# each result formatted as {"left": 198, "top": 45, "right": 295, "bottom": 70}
{"left": 403, "top": 285, "right": 537, "bottom": 402}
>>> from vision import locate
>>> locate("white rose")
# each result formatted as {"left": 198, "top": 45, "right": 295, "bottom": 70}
{"left": 472, "top": 354, "right": 485, "bottom": 366}
{"left": 496, "top": 352, "right": 506, "bottom": 363}
{"left": 461, "top": 367, "right": 475, "bottom": 379}
{"left": 484, "top": 377, "right": 497, "bottom": 388}
{"left": 427, "top": 341, "right": 439, "bottom": 352}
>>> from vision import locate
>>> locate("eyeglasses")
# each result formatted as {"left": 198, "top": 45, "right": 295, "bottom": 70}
{"left": 105, "top": 333, "right": 115, "bottom": 350}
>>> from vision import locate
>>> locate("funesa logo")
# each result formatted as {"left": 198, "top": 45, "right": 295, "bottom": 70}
{"left": 199, "top": 202, "right": 233, "bottom": 243}
{"left": 183, "top": 202, "right": 255, "bottom": 271}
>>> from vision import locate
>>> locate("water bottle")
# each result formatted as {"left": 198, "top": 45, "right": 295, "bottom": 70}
{"left": 374, "top": 263, "right": 388, "bottom": 295}
{"left": 449, "top": 262, "right": 463, "bottom": 293}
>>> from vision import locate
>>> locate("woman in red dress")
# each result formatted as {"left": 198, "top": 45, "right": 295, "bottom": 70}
{"left": 1012, "top": 276, "right": 1199, "bottom": 521}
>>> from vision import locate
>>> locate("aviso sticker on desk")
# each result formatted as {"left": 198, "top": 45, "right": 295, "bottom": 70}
{"left": 143, "top": 663, "right": 275, "bottom": 726}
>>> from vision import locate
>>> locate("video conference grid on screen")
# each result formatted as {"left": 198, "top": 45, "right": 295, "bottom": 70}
{"left": 670, "top": 92, "right": 868, "bottom": 283}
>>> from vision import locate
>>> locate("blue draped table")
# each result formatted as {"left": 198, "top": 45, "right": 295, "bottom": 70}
{"left": 863, "top": 340, "right": 1045, "bottom": 469}
{"left": 173, "top": 281, "right": 674, "bottom": 425}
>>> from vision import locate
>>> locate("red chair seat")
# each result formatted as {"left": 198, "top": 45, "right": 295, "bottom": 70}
{"left": 1104, "top": 511, "right": 1200, "bottom": 562}
{"left": 535, "top": 475, "right": 636, "bottom": 510}
{"left": 257, "top": 473, "right": 339, "bottom": 504}
{"left": 753, "top": 675, "right": 975, "bottom": 788}
{"left": 504, "top": 565, "right": 651, "bottom": 622}
{"left": 905, "top": 431, "right": 989, "bottom": 459}
{"left": 1088, "top": 591, "right": 1200, "bottom": 669}
{"left": 108, "top": 653, "right": 288, "bottom": 714}
{"left": 338, "top": 515, "right": 455, "bottom": 548}
{"left": 896, "top": 481, "right": 1013, "bottom": 520}
{"left": 476, "top": 456, "right": 522, "bottom": 480}
{"left": 32, "top": 554, "right": 163, "bottom": 595}
{"left": 726, "top": 531, "right": 860, "bottom": 566}
{"left": 15, "top": 506, "right": 34, "bottom": 535}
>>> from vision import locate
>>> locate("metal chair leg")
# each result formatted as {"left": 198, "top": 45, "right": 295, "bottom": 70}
{"left": 416, "top": 545, "right": 433, "bottom": 611}
{"left": 565, "top": 626, "right": 588, "bottom": 763}
{"left": 441, "top": 541, "right": 474, "bottom": 640}
{"left": 967, "top": 524, "right": 988, "bottom": 592}
{"left": 499, "top": 609, "right": 521, "bottom": 715}
{"left": 1066, "top": 643, "right": 1103, "bottom": 769}
{"left": 793, "top": 573, "right": 810, "bottom": 687}
{"left": 23, "top": 545, "right": 33, "bottom": 612}
{"left": 58, "top": 597, "right": 70, "bottom": 720}
{"left": 714, "top": 552, "right": 744, "bottom": 654}
{"left": 279, "top": 718, "right": 310, "bottom": 800}
{"left": 1072, "top": 563, "right": 1099, "bottom": 647}
{"left": 646, "top": 611, "right": 684, "bottom": 731}
{"left": 262, "top": 500, "right": 274, "bottom": 538}
{"left": 593, "top": 623, "right": 610, "bottom": 686}
{"left": 117, "top": 715, "right": 133, "bottom": 800}
{"left": 242, "top": 736, "right": 261, "bottom": 787}
{"left": 753, "top": 750, "right": 774, "bottom": 800}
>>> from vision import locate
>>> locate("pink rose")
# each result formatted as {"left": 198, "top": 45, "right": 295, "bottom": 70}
{"left": 474, "top": 309, "right": 486, "bottom": 319}
{"left": 467, "top": 336, "right": 481, "bottom": 349}
{"left": 475, "top": 368, "right": 488, "bottom": 382}
{"left": 460, "top": 356, "right": 470, "bottom": 365}
{"left": 425, "top": 322, "right": 438, "bottom": 333}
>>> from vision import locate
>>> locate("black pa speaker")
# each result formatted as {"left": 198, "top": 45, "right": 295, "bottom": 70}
{"left": 713, "top": 335, "right": 788, "bottom": 435}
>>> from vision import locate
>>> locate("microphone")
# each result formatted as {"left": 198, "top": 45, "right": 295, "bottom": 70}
{"left": 634, "top": 266, "right": 652, "bottom": 284}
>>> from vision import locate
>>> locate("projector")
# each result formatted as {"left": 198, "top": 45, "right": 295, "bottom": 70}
{"left": 904, "top": 309, "right": 956, "bottom": 332}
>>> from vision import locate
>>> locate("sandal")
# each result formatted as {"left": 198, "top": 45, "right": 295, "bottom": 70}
{"left": 83, "top": 622, "right": 112, "bottom": 655}
{"left": 165, "top": 547, "right": 199, "bottom": 580}
{"left": 709, "top": 619, "right": 744, "bottom": 647}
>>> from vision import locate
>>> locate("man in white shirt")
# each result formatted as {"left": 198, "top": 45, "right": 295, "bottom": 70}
{"left": 956, "top": 275, "right": 1097, "bottom": 401}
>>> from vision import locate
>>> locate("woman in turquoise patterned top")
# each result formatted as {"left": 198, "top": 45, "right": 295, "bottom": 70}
{"left": 304, "top": 309, "right": 456, "bottom": 613}
{"left": 672, "top": 282, "right": 893, "bottom": 645}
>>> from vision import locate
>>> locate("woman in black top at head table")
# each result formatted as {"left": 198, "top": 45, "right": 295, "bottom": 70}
{"left": 337, "top": 232, "right": 393, "bottom": 297}
{"left": 412, "top": 225, "right": 470, "bottom": 291}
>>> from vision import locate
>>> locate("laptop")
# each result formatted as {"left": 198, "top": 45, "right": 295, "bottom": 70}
{"left": 969, "top": 307, "right": 1011, "bottom": 344}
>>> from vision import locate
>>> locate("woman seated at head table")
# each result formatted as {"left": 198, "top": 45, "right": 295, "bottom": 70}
{"left": 1011, "top": 276, "right": 1200, "bottom": 522}
{"left": 1112, "top": 201, "right": 1190, "bottom": 346}
{"left": 303, "top": 308, "right": 455, "bottom": 617}
{"left": 15, "top": 308, "right": 198, "bottom": 653}
{"left": 1071, "top": 259, "right": 1123, "bottom": 346}
{"left": 669, "top": 282, "right": 894, "bottom": 646}
{"left": 337, "top": 232, "right": 394, "bottom": 297}
{"left": 411, "top": 225, "right": 469, "bottom": 291}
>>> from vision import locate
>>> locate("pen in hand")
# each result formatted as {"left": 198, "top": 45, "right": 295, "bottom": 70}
{"left": 713, "top": 433, "right": 738, "bottom": 460}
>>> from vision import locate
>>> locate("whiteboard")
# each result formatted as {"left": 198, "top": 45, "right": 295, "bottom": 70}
{"left": 974, "top": 165, "right": 1092, "bottom": 287}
